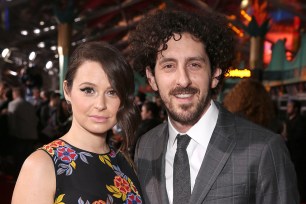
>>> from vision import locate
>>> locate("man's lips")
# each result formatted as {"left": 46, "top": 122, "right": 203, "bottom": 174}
{"left": 170, "top": 87, "right": 199, "bottom": 97}
{"left": 175, "top": 93, "right": 194, "bottom": 98}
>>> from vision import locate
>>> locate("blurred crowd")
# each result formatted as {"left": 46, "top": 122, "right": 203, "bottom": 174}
{"left": 0, "top": 80, "right": 167, "bottom": 178}
{"left": 0, "top": 81, "right": 72, "bottom": 177}
{"left": 1, "top": 78, "right": 306, "bottom": 201}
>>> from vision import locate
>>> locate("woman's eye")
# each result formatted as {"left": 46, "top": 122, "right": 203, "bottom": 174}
{"left": 107, "top": 89, "right": 117, "bottom": 96}
{"left": 80, "top": 87, "right": 95, "bottom": 95}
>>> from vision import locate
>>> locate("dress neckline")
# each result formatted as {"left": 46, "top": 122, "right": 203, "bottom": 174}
{"left": 56, "top": 138, "right": 113, "bottom": 156}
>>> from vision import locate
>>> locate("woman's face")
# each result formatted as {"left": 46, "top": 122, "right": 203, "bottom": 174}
{"left": 64, "top": 61, "right": 120, "bottom": 135}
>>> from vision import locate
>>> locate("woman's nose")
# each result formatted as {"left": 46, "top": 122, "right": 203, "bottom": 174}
{"left": 95, "top": 96, "right": 107, "bottom": 111}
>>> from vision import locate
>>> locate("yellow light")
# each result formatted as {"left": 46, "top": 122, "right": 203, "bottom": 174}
{"left": 228, "top": 23, "right": 244, "bottom": 38}
{"left": 226, "top": 69, "right": 251, "bottom": 78}
{"left": 241, "top": 10, "right": 251, "bottom": 22}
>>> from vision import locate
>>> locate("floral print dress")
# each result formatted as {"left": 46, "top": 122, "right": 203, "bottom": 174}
{"left": 39, "top": 139, "right": 143, "bottom": 204}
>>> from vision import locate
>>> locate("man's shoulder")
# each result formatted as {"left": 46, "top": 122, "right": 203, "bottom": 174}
{"left": 8, "top": 99, "right": 20, "bottom": 110}
{"left": 138, "top": 122, "right": 167, "bottom": 142}
{"left": 8, "top": 98, "right": 19, "bottom": 105}
{"left": 218, "top": 105, "right": 281, "bottom": 143}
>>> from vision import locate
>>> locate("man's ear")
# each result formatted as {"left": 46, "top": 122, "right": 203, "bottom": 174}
{"left": 211, "top": 68, "right": 222, "bottom": 89}
{"left": 146, "top": 67, "right": 158, "bottom": 91}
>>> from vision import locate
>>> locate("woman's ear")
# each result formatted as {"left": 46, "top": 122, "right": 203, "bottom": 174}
{"left": 63, "top": 80, "right": 71, "bottom": 101}
{"left": 211, "top": 68, "right": 222, "bottom": 89}
{"left": 146, "top": 67, "right": 158, "bottom": 91}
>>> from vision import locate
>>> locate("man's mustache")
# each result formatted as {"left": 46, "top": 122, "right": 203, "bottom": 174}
{"left": 169, "top": 87, "right": 199, "bottom": 95}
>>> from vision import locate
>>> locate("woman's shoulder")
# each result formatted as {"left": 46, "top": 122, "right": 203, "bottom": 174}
{"left": 21, "top": 149, "right": 55, "bottom": 178}
{"left": 12, "top": 150, "right": 55, "bottom": 204}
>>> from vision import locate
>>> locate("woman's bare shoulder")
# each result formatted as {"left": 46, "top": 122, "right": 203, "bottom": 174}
{"left": 24, "top": 149, "right": 52, "bottom": 164}
{"left": 11, "top": 149, "right": 55, "bottom": 204}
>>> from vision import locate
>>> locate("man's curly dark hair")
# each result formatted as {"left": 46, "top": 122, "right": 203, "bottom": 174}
{"left": 128, "top": 9, "right": 237, "bottom": 95}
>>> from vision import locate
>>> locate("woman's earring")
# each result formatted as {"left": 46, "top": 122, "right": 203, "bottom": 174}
{"left": 66, "top": 100, "right": 71, "bottom": 105}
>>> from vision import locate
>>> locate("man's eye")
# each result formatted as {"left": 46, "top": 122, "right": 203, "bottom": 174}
{"left": 190, "top": 63, "right": 201, "bottom": 68}
{"left": 163, "top": 64, "right": 174, "bottom": 69}
{"left": 80, "top": 87, "right": 95, "bottom": 94}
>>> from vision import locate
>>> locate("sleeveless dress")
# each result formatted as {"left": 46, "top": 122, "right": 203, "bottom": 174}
{"left": 39, "top": 139, "right": 143, "bottom": 204}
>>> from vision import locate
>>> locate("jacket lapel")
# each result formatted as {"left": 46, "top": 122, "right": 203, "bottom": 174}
{"left": 189, "top": 105, "right": 237, "bottom": 204}
{"left": 152, "top": 123, "right": 170, "bottom": 204}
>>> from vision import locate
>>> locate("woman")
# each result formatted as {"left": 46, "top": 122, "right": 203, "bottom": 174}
{"left": 12, "top": 42, "right": 143, "bottom": 204}
{"left": 223, "top": 78, "right": 284, "bottom": 134}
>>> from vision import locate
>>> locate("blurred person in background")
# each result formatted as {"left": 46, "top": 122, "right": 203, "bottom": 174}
{"left": 131, "top": 101, "right": 162, "bottom": 158}
{"left": 0, "top": 81, "right": 10, "bottom": 107}
{"left": 12, "top": 41, "right": 143, "bottom": 204}
{"left": 41, "top": 98, "right": 72, "bottom": 140}
{"left": 27, "top": 86, "right": 43, "bottom": 110}
{"left": 39, "top": 91, "right": 61, "bottom": 143}
{"left": 134, "top": 91, "right": 146, "bottom": 111}
{"left": 40, "top": 89, "right": 51, "bottom": 106}
{"left": 153, "top": 95, "right": 167, "bottom": 122}
{"left": 55, "top": 98, "right": 72, "bottom": 136}
{"left": 7, "top": 85, "right": 38, "bottom": 177}
{"left": 223, "top": 78, "right": 285, "bottom": 135}
{"left": 19, "top": 67, "right": 43, "bottom": 102}
{"left": 285, "top": 99, "right": 306, "bottom": 201}
{"left": 36, "top": 89, "right": 51, "bottom": 137}
{"left": 136, "top": 101, "right": 162, "bottom": 138}
{"left": 0, "top": 85, "right": 12, "bottom": 114}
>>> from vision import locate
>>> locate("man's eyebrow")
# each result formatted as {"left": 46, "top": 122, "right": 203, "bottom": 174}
{"left": 158, "top": 57, "right": 177, "bottom": 64}
{"left": 186, "top": 57, "right": 206, "bottom": 62}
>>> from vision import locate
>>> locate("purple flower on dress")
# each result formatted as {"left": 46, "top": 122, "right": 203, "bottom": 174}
{"left": 56, "top": 146, "right": 78, "bottom": 163}
{"left": 125, "top": 193, "right": 142, "bottom": 204}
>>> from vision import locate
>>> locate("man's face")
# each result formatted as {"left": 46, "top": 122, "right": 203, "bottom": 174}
{"left": 146, "top": 33, "right": 220, "bottom": 132}
{"left": 141, "top": 105, "right": 151, "bottom": 120}
{"left": 287, "top": 101, "right": 296, "bottom": 117}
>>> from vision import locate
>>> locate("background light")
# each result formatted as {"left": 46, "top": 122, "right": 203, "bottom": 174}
{"left": 29, "top": 51, "right": 36, "bottom": 61}
{"left": 1, "top": 48, "right": 10, "bottom": 58}
{"left": 46, "top": 61, "right": 53, "bottom": 69}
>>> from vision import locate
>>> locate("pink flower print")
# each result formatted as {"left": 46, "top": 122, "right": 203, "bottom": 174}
{"left": 56, "top": 146, "right": 78, "bottom": 163}
{"left": 114, "top": 176, "right": 131, "bottom": 194}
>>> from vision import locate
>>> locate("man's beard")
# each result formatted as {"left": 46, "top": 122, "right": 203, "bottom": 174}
{"left": 165, "top": 86, "right": 211, "bottom": 126}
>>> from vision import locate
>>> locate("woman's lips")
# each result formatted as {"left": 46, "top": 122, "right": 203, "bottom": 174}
{"left": 89, "top": 115, "right": 108, "bottom": 123}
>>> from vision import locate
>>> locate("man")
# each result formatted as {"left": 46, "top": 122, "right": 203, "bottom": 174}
{"left": 27, "top": 86, "right": 43, "bottom": 109}
{"left": 8, "top": 86, "right": 38, "bottom": 176}
{"left": 136, "top": 101, "right": 162, "bottom": 138}
{"left": 132, "top": 101, "right": 163, "bottom": 158}
{"left": 39, "top": 91, "right": 61, "bottom": 142}
{"left": 129, "top": 9, "right": 299, "bottom": 204}
{"left": 285, "top": 100, "right": 306, "bottom": 201}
